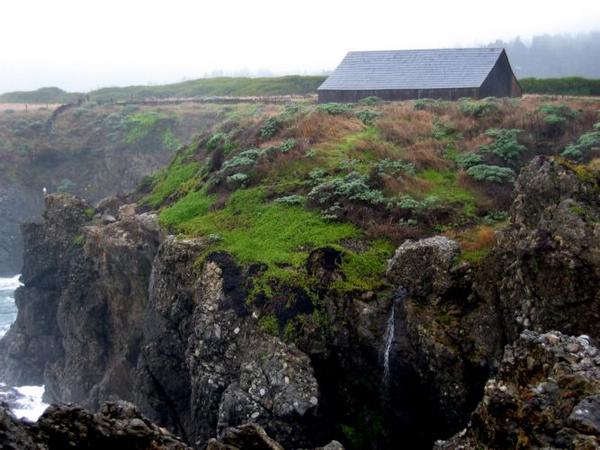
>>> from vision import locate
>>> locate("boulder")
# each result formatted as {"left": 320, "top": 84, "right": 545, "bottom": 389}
{"left": 386, "top": 236, "right": 460, "bottom": 301}
{"left": 0, "top": 400, "right": 190, "bottom": 449}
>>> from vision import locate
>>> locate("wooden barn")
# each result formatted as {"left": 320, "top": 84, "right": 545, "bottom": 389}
{"left": 318, "top": 48, "right": 522, "bottom": 103}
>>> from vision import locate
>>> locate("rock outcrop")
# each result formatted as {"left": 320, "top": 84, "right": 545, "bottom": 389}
{"left": 0, "top": 400, "right": 190, "bottom": 449}
{"left": 477, "top": 156, "right": 600, "bottom": 342}
{"left": 435, "top": 331, "right": 600, "bottom": 449}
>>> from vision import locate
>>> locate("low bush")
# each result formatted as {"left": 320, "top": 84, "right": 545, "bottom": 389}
{"left": 466, "top": 164, "right": 515, "bottom": 183}
{"left": 459, "top": 99, "right": 500, "bottom": 118}
{"left": 561, "top": 127, "right": 600, "bottom": 160}
{"left": 260, "top": 116, "right": 283, "bottom": 139}
{"left": 455, "top": 152, "right": 484, "bottom": 169}
{"left": 355, "top": 109, "right": 381, "bottom": 125}
{"left": 317, "top": 103, "right": 352, "bottom": 115}
{"left": 279, "top": 138, "right": 297, "bottom": 153}
{"left": 358, "top": 96, "right": 382, "bottom": 106}
{"left": 479, "top": 128, "right": 526, "bottom": 163}
{"left": 308, "top": 172, "right": 388, "bottom": 218}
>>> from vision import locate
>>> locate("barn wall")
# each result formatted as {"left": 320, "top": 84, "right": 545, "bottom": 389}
{"left": 318, "top": 87, "right": 480, "bottom": 103}
{"left": 479, "top": 50, "right": 522, "bottom": 98}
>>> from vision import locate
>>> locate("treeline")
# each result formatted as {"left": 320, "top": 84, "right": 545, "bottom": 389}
{"left": 520, "top": 77, "right": 600, "bottom": 96}
{"left": 488, "top": 31, "right": 600, "bottom": 79}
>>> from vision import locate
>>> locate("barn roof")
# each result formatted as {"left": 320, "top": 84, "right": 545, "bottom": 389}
{"left": 318, "top": 48, "right": 505, "bottom": 91}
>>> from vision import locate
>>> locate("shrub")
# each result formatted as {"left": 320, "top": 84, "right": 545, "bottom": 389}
{"left": 459, "top": 99, "right": 500, "bottom": 118}
{"left": 258, "top": 315, "right": 279, "bottom": 336}
{"left": 308, "top": 172, "right": 388, "bottom": 217}
{"left": 308, "top": 168, "right": 326, "bottom": 182}
{"left": 375, "top": 158, "right": 415, "bottom": 176}
{"left": 539, "top": 104, "right": 576, "bottom": 122}
{"left": 260, "top": 117, "right": 283, "bottom": 139}
{"left": 355, "top": 109, "right": 381, "bottom": 125}
{"left": 480, "top": 128, "right": 526, "bottom": 162}
{"left": 538, "top": 104, "right": 577, "bottom": 137}
{"left": 221, "top": 154, "right": 257, "bottom": 171}
{"left": 279, "top": 138, "right": 297, "bottom": 153}
{"left": 317, "top": 103, "right": 351, "bottom": 115}
{"left": 455, "top": 152, "right": 484, "bottom": 169}
{"left": 414, "top": 98, "right": 446, "bottom": 113}
{"left": 226, "top": 172, "right": 249, "bottom": 188}
{"left": 358, "top": 96, "right": 382, "bottom": 106}
{"left": 561, "top": 128, "right": 600, "bottom": 160}
{"left": 396, "top": 194, "right": 439, "bottom": 212}
{"left": 274, "top": 195, "right": 305, "bottom": 206}
{"left": 206, "top": 132, "right": 230, "bottom": 150}
{"left": 466, "top": 164, "right": 515, "bottom": 183}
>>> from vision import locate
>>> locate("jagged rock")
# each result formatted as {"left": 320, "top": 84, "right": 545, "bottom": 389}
{"left": 386, "top": 236, "right": 460, "bottom": 301}
{"left": 206, "top": 423, "right": 284, "bottom": 450}
{"left": 0, "top": 401, "right": 39, "bottom": 449}
{"left": 435, "top": 331, "right": 600, "bottom": 449}
{"left": 476, "top": 156, "right": 600, "bottom": 342}
{"left": 0, "top": 400, "right": 190, "bottom": 449}
{"left": 205, "top": 423, "right": 345, "bottom": 450}
{"left": 95, "top": 196, "right": 121, "bottom": 218}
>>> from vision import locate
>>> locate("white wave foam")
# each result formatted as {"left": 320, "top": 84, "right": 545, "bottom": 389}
{"left": 0, "top": 275, "right": 22, "bottom": 292}
{"left": 11, "top": 385, "right": 49, "bottom": 422}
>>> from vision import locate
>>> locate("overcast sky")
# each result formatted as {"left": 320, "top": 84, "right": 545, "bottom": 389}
{"left": 1, "top": 0, "right": 599, "bottom": 93}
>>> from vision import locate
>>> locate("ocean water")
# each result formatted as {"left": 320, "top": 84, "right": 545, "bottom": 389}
{"left": 0, "top": 276, "right": 49, "bottom": 421}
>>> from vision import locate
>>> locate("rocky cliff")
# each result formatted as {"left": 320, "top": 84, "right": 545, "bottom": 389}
{"left": 0, "top": 103, "right": 243, "bottom": 275}
{"left": 2, "top": 154, "right": 600, "bottom": 449}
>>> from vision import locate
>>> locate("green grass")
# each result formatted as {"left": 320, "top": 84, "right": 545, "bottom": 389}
{"left": 159, "top": 186, "right": 394, "bottom": 292}
{"left": 334, "top": 240, "right": 395, "bottom": 291}
{"left": 176, "top": 188, "right": 358, "bottom": 266}
{"left": 124, "top": 111, "right": 164, "bottom": 145}
{"left": 144, "top": 161, "right": 200, "bottom": 207}
{"left": 416, "top": 169, "right": 479, "bottom": 216}
{"left": 159, "top": 189, "right": 215, "bottom": 228}
{"left": 458, "top": 247, "right": 491, "bottom": 264}
{"left": 317, "top": 127, "right": 397, "bottom": 174}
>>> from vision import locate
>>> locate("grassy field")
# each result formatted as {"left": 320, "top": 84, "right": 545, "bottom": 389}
{"left": 0, "top": 76, "right": 327, "bottom": 104}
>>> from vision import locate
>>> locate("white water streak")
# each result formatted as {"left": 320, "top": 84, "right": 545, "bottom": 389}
{"left": 382, "top": 303, "right": 396, "bottom": 385}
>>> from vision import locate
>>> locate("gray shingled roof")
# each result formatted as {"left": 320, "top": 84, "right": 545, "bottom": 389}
{"left": 318, "top": 48, "right": 504, "bottom": 91}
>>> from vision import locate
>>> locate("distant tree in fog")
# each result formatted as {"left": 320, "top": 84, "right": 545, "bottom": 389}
{"left": 487, "top": 32, "right": 600, "bottom": 78}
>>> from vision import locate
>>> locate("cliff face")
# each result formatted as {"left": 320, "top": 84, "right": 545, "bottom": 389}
{"left": 0, "top": 103, "right": 235, "bottom": 275}
{"left": 2, "top": 156, "right": 600, "bottom": 449}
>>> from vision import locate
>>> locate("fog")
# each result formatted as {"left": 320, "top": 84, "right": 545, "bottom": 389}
{"left": 1, "top": 0, "right": 600, "bottom": 93}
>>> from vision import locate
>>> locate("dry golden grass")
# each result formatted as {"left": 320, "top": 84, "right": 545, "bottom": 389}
{"left": 452, "top": 225, "right": 497, "bottom": 251}
{"left": 404, "top": 138, "right": 448, "bottom": 171}
{"left": 376, "top": 105, "right": 435, "bottom": 146}
{"left": 289, "top": 111, "right": 364, "bottom": 144}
